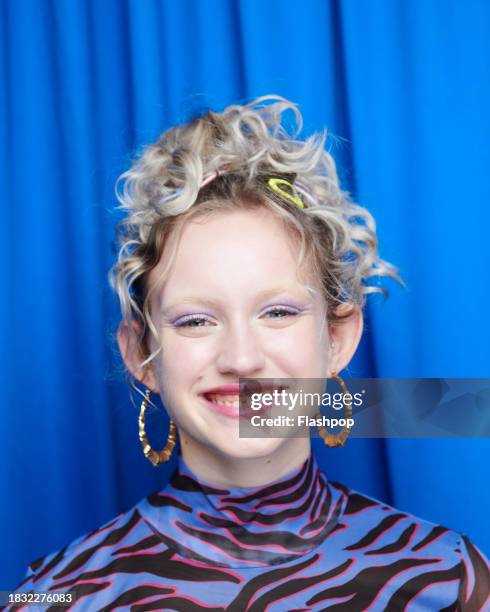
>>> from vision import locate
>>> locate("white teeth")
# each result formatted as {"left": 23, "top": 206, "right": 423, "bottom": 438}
{"left": 214, "top": 400, "right": 239, "bottom": 407}
{"left": 206, "top": 394, "right": 239, "bottom": 408}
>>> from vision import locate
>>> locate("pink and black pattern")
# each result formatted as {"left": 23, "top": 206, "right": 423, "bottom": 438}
{"left": 6, "top": 453, "right": 490, "bottom": 611}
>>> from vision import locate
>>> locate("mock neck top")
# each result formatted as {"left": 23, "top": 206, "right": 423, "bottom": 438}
{"left": 137, "top": 452, "right": 346, "bottom": 569}
{"left": 8, "top": 451, "right": 490, "bottom": 611}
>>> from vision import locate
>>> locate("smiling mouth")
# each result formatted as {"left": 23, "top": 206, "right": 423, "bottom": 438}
{"left": 204, "top": 393, "right": 240, "bottom": 408}
{"left": 200, "top": 393, "right": 249, "bottom": 420}
{"left": 201, "top": 393, "right": 261, "bottom": 419}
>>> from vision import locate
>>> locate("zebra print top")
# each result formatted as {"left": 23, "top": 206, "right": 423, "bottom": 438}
{"left": 8, "top": 452, "right": 490, "bottom": 611}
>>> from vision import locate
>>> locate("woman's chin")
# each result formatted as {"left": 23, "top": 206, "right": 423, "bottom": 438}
{"left": 210, "top": 435, "right": 289, "bottom": 460}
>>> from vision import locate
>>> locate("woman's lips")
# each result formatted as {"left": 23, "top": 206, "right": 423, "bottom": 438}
{"left": 200, "top": 392, "right": 258, "bottom": 419}
{"left": 199, "top": 383, "right": 289, "bottom": 419}
{"left": 200, "top": 394, "right": 242, "bottom": 419}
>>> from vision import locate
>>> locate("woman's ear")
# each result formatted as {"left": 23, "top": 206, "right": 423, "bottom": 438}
{"left": 116, "top": 320, "right": 159, "bottom": 392}
{"left": 327, "top": 304, "right": 363, "bottom": 374}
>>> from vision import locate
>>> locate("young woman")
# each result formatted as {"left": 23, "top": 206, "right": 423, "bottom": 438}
{"left": 10, "top": 96, "right": 489, "bottom": 611}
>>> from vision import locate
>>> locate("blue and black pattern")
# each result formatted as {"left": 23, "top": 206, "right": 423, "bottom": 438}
{"left": 6, "top": 453, "right": 490, "bottom": 611}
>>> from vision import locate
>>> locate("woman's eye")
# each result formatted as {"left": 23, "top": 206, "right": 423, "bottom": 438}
{"left": 174, "top": 315, "right": 212, "bottom": 328}
{"left": 264, "top": 307, "right": 299, "bottom": 319}
{"left": 172, "top": 307, "right": 300, "bottom": 327}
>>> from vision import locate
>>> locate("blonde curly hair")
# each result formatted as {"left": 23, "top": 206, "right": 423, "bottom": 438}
{"left": 109, "top": 95, "right": 401, "bottom": 371}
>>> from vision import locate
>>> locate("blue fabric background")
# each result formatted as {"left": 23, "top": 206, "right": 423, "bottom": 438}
{"left": 1, "top": 0, "right": 489, "bottom": 589}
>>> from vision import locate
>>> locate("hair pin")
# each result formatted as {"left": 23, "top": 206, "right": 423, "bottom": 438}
{"left": 266, "top": 177, "right": 304, "bottom": 209}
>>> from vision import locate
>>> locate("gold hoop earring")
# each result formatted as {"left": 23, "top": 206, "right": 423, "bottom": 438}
{"left": 138, "top": 388, "right": 177, "bottom": 466}
{"left": 316, "top": 372, "right": 353, "bottom": 448}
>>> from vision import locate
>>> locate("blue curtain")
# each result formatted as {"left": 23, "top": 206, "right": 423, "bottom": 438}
{"left": 1, "top": 0, "right": 489, "bottom": 589}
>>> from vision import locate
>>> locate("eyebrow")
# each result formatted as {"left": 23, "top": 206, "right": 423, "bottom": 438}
{"left": 160, "top": 287, "right": 312, "bottom": 313}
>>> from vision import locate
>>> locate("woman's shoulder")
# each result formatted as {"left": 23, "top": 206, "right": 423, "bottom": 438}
{"left": 333, "top": 478, "right": 483, "bottom": 557}
{"left": 12, "top": 498, "right": 165, "bottom": 595}
{"left": 331, "top": 479, "right": 490, "bottom": 609}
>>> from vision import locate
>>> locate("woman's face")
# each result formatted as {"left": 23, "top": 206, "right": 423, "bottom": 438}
{"left": 123, "top": 207, "right": 361, "bottom": 461}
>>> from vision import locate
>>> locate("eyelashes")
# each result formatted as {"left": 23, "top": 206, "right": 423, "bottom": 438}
{"left": 173, "top": 314, "right": 213, "bottom": 328}
{"left": 172, "top": 306, "right": 302, "bottom": 329}
{"left": 265, "top": 307, "right": 301, "bottom": 320}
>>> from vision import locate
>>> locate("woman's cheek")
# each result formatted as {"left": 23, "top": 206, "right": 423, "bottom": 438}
{"left": 267, "top": 319, "right": 318, "bottom": 348}
{"left": 162, "top": 334, "right": 217, "bottom": 371}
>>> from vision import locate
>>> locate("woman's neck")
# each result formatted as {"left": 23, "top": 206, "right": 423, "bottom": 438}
{"left": 177, "top": 433, "right": 312, "bottom": 488}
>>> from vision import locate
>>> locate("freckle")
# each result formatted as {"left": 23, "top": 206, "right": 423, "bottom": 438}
{"left": 266, "top": 459, "right": 271, "bottom": 464}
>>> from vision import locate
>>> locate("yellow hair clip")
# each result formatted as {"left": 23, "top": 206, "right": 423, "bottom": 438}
{"left": 266, "top": 177, "right": 305, "bottom": 209}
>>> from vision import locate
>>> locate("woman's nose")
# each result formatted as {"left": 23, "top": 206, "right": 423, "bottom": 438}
{"left": 215, "top": 321, "right": 265, "bottom": 376}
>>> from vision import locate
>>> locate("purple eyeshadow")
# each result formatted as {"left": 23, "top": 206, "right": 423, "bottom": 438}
{"left": 172, "top": 313, "right": 211, "bottom": 327}
{"left": 168, "top": 299, "right": 309, "bottom": 327}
